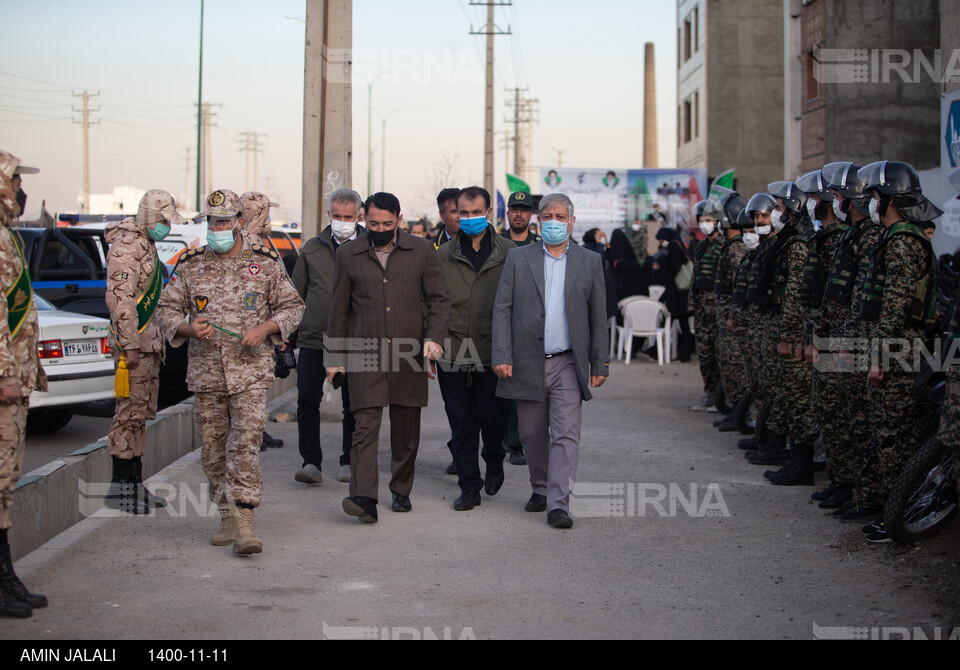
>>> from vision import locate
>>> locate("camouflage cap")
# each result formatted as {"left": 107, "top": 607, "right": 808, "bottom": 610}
{"left": 204, "top": 188, "right": 242, "bottom": 218}
{"left": 240, "top": 191, "right": 279, "bottom": 237}
{"left": 138, "top": 189, "right": 188, "bottom": 225}
{"left": 0, "top": 149, "right": 22, "bottom": 181}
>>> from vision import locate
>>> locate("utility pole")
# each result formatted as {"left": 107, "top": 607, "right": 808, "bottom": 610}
{"left": 521, "top": 97, "right": 539, "bottom": 185}
{"left": 469, "top": 1, "right": 511, "bottom": 199}
{"left": 196, "top": 0, "right": 205, "bottom": 212}
{"left": 184, "top": 147, "right": 192, "bottom": 209}
{"left": 553, "top": 148, "right": 564, "bottom": 167}
{"left": 196, "top": 102, "right": 220, "bottom": 197}
{"left": 71, "top": 90, "right": 100, "bottom": 213}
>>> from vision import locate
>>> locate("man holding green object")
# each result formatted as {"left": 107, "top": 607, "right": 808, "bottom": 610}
{"left": 157, "top": 189, "right": 304, "bottom": 555}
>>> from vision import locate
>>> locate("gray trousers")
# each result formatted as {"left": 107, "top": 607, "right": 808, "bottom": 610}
{"left": 516, "top": 353, "right": 583, "bottom": 513}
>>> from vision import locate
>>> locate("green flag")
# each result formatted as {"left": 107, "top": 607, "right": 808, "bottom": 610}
{"left": 506, "top": 173, "right": 531, "bottom": 194}
{"left": 709, "top": 169, "right": 735, "bottom": 196}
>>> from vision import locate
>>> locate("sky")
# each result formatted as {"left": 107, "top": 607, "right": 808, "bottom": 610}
{"left": 0, "top": 0, "right": 679, "bottom": 223}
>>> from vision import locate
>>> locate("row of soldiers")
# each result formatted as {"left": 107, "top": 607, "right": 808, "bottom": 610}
{"left": 688, "top": 159, "right": 952, "bottom": 544}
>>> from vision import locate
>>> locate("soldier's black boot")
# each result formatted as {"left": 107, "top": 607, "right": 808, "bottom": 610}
{"left": 747, "top": 431, "right": 790, "bottom": 466}
{"left": 738, "top": 405, "right": 768, "bottom": 449}
{"left": 131, "top": 456, "right": 166, "bottom": 508}
{"left": 104, "top": 457, "right": 150, "bottom": 514}
{"left": 713, "top": 412, "right": 735, "bottom": 428}
{"left": 0, "top": 531, "right": 44, "bottom": 616}
{"left": 767, "top": 441, "right": 815, "bottom": 485}
{"left": 811, "top": 481, "right": 838, "bottom": 501}
{"left": 818, "top": 484, "right": 853, "bottom": 509}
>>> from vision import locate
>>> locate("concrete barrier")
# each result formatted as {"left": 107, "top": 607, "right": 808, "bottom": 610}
{"left": 10, "top": 374, "right": 296, "bottom": 561}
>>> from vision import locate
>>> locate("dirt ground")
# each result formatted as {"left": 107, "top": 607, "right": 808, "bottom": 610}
{"left": 3, "top": 358, "right": 959, "bottom": 640}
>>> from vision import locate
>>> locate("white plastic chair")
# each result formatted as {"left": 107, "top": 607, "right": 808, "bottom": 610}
{"left": 616, "top": 298, "right": 671, "bottom": 366}
{"left": 648, "top": 284, "right": 666, "bottom": 302}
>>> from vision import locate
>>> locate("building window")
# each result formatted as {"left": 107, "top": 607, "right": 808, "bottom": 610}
{"left": 677, "top": 105, "right": 682, "bottom": 148}
{"left": 694, "top": 6, "right": 700, "bottom": 53}
{"left": 683, "top": 99, "right": 692, "bottom": 144}
{"left": 694, "top": 91, "right": 700, "bottom": 138}
{"left": 677, "top": 27, "right": 682, "bottom": 68}
{"left": 683, "top": 18, "right": 692, "bottom": 63}
{"left": 805, "top": 51, "right": 820, "bottom": 101}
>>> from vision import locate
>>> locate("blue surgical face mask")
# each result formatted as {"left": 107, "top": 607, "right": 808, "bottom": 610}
{"left": 148, "top": 221, "right": 170, "bottom": 241}
{"left": 207, "top": 227, "right": 237, "bottom": 253}
{"left": 541, "top": 221, "right": 569, "bottom": 246}
{"left": 458, "top": 216, "right": 488, "bottom": 237}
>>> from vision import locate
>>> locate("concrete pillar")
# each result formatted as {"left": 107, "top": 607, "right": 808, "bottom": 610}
{"left": 643, "top": 42, "right": 658, "bottom": 168}
{"left": 302, "top": 0, "right": 352, "bottom": 240}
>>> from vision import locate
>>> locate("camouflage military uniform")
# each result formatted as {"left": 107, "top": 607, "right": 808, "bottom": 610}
{"left": 156, "top": 231, "right": 304, "bottom": 506}
{"left": 730, "top": 247, "right": 761, "bottom": 401}
{"left": 770, "top": 231, "right": 817, "bottom": 444}
{"left": 104, "top": 217, "right": 165, "bottom": 460}
{"left": 690, "top": 234, "right": 722, "bottom": 398}
{"left": 715, "top": 234, "right": 749, "bottom": 408}
{"left": 240, "top": 191, "right": 277, "bottom": 246}
{"left": 855, "top": 223, "right": 934, "bottom": 509}
{"left": 0, "top": 151, "right": 46, "bottom": 531}
{"left": 812, "top": 218, "right": 878, "bottom": 485}
{"left": 800, "top": 219, "right": 848, "bottom": 477}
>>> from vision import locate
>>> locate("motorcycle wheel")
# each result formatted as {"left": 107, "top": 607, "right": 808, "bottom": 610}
{"left": 884, "top": 437, "right": 959, "bottom": 545}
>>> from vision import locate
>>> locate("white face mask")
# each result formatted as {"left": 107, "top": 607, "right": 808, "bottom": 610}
{"left": 699, "top": 221, "right": 715, "bottom": 236}
{"left": 832, "top": 199, "right": 848, "bottom": 222}
{"left": 755, "top": 224, "right": 772, "bottom": 236}
{"left": 869, "top": 198, "right": 881, "bottom": 225}
{"left": 771, "top": 209, "right": 786, "bottom": 232}
{"left": 742, "top": 232, "right": 760, "bottom": 249}
{"left": 806, "top": 199, "right": 818, "bottom": 222}
{"left": 331, "top": 218, "right": 358, "bottom": 240}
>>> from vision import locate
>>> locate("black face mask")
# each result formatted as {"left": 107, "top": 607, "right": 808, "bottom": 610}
{"left": 15, "top": 189, "right": 27, "bottom": 216}
{"left": 368, "top": 228, "right": 396, "bottom": 247}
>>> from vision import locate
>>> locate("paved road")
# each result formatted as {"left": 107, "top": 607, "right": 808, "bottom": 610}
{"left": 4, "top": 360, "right": 959, "bottom": 640}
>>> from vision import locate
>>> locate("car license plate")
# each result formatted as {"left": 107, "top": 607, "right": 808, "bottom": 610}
{"left": 64, "top": 340, "right": 100, "bottom": 356}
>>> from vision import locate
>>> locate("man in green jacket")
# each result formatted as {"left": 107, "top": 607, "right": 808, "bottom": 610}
{"left": 437, "top": 186, "right": 516, "bottom": 511}
{"left": 290, "top": 189, "right": 365, "bottom": 485}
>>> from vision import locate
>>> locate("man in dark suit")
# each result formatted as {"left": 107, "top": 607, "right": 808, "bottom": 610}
{"left": 326, "top": 192, "right": 450, "bottom": 523}
{"left": 492, "top": 193, "right": 610, "bottom": 529}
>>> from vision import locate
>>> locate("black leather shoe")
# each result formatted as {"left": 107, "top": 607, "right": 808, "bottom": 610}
{"left": 0, "top": 591, "right": 31, "bottom": 619}
{"left": 818, "top": 484, "right": 853, "bottom": 510}
{"left": 831, "top": 501, "right": 856, "bottom": 518}
{"left": 717, "top": 419, "right": 739, "bottom": 432}
{"left": 484, "top": 463, "right": 505, "bottom": 496}
{"left": 342, "top": 496, "right": 378, "bottom": 523}
{"left": 261, "top": 431, "right": 284, "bottom": 449}
{"left": 713, "top": 413, "right": 734, "bottom": 428}
{"left": 811, "top": 482, "right": 838, "bottom": 501}
{"left": 445, "top": 461, "right": 458, "bottom": 475}
{"left": 508, "top": 448, "right": 527, "bottom": 466}
{"left": 738, "top": 437, "right": 758, "bottom": 450}
{"left": 524, "top": 493, "right": 546, "bottom": 513}
{"left": 391, "top": 493, "right": 412, "bottom": 513}
{"left": 547, "top": 509, "right": 573, "bottom": 529}
{"left": 454, "top": 490, "right": 481, "bottom": 511}
{"left": 836, "top": 506, "right": 883, "bottom": 524}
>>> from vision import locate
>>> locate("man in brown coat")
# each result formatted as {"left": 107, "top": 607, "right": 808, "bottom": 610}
{"left": 326, "top": 192, "right": 450, "bottom": 522}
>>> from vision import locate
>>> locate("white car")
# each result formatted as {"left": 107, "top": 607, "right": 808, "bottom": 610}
{"left": 29, "top": 294, "right": 116, "bottom": 431}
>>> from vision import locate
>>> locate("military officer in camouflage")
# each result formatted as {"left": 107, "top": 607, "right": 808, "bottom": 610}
{"left": 688, "top": 200, "right": 722, "bottom": 412}
{"left": 240, "top": 191, "right": 286, "bottom": 452}
{"left": 846, "top": 162, "right": 942, "bottom": 541}
{"left": 0, "top": 149, "right": 48, "bottom": 618}
{"left": 157, "top": 189, "right": 304, "bottom": 555}
{"left": 104, "top": 189, "right": 187, "bottom": 513}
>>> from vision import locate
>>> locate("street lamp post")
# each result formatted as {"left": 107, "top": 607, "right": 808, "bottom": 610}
{"left": 358, "top": 71, "right": 390, "bottom": 196}
{"left": 376, "top": 109, "right": 402, "bottom": 192}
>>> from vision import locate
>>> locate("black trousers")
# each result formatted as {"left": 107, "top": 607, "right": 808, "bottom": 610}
{"left": 296, "top": 348, "right": 355, "bottom": 469}
{"left": 436, "top": 367, "right": 508, "bottom": 492}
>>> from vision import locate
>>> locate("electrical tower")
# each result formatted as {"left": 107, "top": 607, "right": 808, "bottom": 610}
{"left": 238, "top": 131, "right": 266, "bottom": 192}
